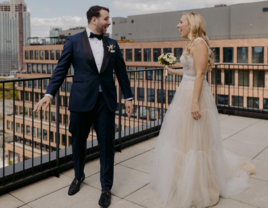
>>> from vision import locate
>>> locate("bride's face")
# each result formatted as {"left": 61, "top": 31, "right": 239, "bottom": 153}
{"left": 177, "top": 15, "right": 190, "bottom": 39}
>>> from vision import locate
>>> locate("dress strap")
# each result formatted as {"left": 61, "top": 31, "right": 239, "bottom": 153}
{"left": 190, "top": 37, "right": 211, "bottom": 55}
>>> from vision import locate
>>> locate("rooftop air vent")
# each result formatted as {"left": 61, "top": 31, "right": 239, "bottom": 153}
{"left": 215, "top": 4, "right": 227, "bottom": 7}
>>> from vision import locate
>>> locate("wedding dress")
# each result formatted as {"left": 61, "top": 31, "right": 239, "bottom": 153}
{"left": 150, "top": 37, "right": 255, "bottom": 208}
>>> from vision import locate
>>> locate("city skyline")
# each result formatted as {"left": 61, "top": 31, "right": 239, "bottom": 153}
{"left": 14, "top": 0, "right": 268, "bottom": 37}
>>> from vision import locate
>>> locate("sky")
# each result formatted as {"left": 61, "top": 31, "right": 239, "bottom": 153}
{"left": 21, "top": 0, "right": 267, "bottom": 37}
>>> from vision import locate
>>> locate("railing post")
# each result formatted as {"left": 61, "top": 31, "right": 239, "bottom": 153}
{"left": 117, "top": 87, "right": 122, "bottom": 152}
{"left": 215, "top": 65, "right": 218, "bottom": 105}
{"left": 55, "top": 92, "right": 60, "bottom": 178}
{"left": 160, "top": 69, "right": 164, "bottom": 124}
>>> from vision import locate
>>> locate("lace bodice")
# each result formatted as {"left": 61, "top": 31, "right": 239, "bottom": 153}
{"left": 180, "top": 37, "right": 210, "bottom": 78}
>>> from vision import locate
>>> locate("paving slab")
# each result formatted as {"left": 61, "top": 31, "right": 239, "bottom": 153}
{"left": 0, "top": 193, "right": 24, "bottom": 208}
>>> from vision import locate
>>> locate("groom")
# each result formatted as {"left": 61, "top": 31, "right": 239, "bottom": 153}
{"left": 33, "top": 5, "right": 133, "bottom": 207}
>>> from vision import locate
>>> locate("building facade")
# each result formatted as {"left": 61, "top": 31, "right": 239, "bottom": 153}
{"left": 0, "top": 0, "right": 30, "bottom": 75}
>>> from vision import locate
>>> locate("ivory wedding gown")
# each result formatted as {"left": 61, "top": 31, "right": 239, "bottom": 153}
{"left": 150, "top": 37, "right": 256, "bottom": 208}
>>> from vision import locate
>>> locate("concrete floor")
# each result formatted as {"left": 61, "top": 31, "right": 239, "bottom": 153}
{"left": 0, "top": 114, "right": 268, "bottom": 208}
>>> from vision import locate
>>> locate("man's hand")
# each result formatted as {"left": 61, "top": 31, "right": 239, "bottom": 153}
{"left": 125, "top": 100, "right": 133, "bottom": 118}
{"left": 33, "top": 96, "right": 52, "bottom": 113}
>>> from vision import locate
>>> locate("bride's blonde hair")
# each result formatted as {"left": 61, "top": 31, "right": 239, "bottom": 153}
{"left": 183, "top": 12, "right": 214, "bottom": 71}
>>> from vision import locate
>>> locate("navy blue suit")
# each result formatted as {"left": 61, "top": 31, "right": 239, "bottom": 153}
{"left": 46, "top": 30, "right": 132, "bottom": 191}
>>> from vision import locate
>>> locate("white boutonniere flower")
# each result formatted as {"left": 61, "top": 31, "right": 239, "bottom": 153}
{"left": 107, "top": 45, "right": 116, "bottom": 53}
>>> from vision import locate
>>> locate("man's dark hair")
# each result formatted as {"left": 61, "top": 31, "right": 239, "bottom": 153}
{"left": 87, "top": 6, "right": 109, "bottom": 23}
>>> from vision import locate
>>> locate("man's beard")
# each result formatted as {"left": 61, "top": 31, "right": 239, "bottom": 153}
{"left": 96, "top": 25, "right": 106, "bottom": 35}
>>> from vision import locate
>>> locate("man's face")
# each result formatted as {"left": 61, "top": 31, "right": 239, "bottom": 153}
{"left": 95, "top": 9, "right": 111, "bottom": 35}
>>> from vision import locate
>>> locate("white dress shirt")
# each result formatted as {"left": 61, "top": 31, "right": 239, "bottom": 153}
{"left": 45, "top": 26, "right": 132, "bottom": 101}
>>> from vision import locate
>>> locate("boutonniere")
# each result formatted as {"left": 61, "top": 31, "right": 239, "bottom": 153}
{"left": 107, "top": 45, "right": 116, "bottom": 53}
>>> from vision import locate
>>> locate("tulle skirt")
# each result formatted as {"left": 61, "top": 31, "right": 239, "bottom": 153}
{"left": 150, "top": 78, "right": 255, "bottom": 208}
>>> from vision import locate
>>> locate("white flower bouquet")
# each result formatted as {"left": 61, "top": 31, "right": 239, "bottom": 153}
{"left": 158, "top": 53, "right": 177, "bottom": 79}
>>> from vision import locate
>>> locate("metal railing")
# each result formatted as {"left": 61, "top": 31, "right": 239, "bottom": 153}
{"left": 0, "top": 64, "right": 268, "bottom": 195}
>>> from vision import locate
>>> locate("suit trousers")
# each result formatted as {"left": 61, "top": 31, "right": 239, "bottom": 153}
{"left": 69, "top": 92, "right": 115, "bottom": 191}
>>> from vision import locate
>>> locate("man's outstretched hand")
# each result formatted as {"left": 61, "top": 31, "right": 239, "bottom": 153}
{"left": 33, "top": 96, "right": 52, "bottom": 113}
{"left": 125, "top": 100, "right": 133, "bottom": 118}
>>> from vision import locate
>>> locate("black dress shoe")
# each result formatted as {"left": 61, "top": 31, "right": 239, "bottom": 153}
{"left": 98, "top": 190, "right": 111, "bottom": 207}
{"left": 68, "top": 174, "right": 85, "bottom": 195}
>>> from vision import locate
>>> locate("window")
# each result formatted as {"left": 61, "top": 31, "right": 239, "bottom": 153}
{"left": 164, "top": 48, "right": 171, "bottom": 53}
{"left": 33, "top": 127, "right": 36, "bottom": 137}
{"left": 139, "top": 106, "right": 147, "bottom": 119}
{"left": 26, "top": 125, "right": 30, "bottom": 136}
{"left": 211, "top": 47, "right": 220, "bottom": 63}
{"left": 47, "top": 65, "right": 51, "bottom": 74}
{"left": 252, "top": 47, "right": 264, "bottom": 63}
{"left": 223, "top": 47, "right": 233, "bottom": 63}
{"left": 157, "top": 89, "right": 166, "bottom": 103}
{"left": 16, "top": 123, "right": 20, "bottom": 133}
{"left": 35, "top": 112, "right": 39, "bottom": 119}
{"left": 120, "top": 49, "right": 124, "bottom": 56}
{"left": 155, "top": 70, "right": 162, "bottom": 81}
{"left": 19, "top": 106, "right": 23, "bottom": 115}
{"left": 237, "top": 47, "right": 248, "bottom": 63}
{"left": 38, "top": 80, "right": 42, "bottom": 89}
{"left": 263, "top": 98, "right": 268, "bottom": 109}
{"left": 61, "top": 81, "right": 66, "bottom": 92}
{"left": 15, "top": 106, "right": 18, "bottom": 115}
{"left": 153, "top": 48, "right": 161, "bottom": 62}
{"left": 28, "top": 80, "right": 32, "bottom": 88}
{"left": 43, "top": 130, "right": 47, "bottom": 141}
{"left": 63, "top": 96, "right": 68, "bottom": 107}
{"left": 37, "top": 64, "right": 41, "bottom": 73}
{"left": 146, "top": 68, "right": 153, "bottom": 80}
{"left": 137, "top": 88, "right": 144, "bottom": 101}
{"left": 253, "top": 71, "right": 265, "bottom": 87}
{"left": 42, "top": 64, "right": 46, "bottom": 73}
{"left": 51, "top": 112, "right": 56, "bottom": 122}
{"left": 147, "top": 89, "right": 155, "bottom": 102}
{"left": 64, "top": 114, "right": 68, "bottom": 125}
{"left": 44, "top": 80, "right": 48, "bottom": 90}
{"left": 247, "top": 97, "right": 259, "bottom": 108}
{"left": 50, "top": 131, "right": 54, "bottom": 142}
{"left": 25, "top": 51, "right": 29, "bottom": 59}
{"left": 168, "top": 90, "right": 176, "bottom": 104}
{"left": 45, "top": 50, "right": 49, "bottom": 60}
{"left": 53, "top": 64, "right": 57, "bottom": 73}
{"left": 35, "top": 93, "right": 39, "bottom": 102}
{"left": 263, "top": 7, "right": 268, "bottom": 12}
{"left": 35, "top": 142, "right": 39, "bottom": 148}
{"left": 37, "top": 128, "right": 41, "bottom": 139}
{"left": 62, "top": 135, "right": 66, "bottom": 146}
{"left": 67, "top": 82, "right": 72, "bottom": 92}
{"left": 30, "top": 50, "right": 33, "bottom": 59}
{"left": 174, "top": 48, "right": 182, "bottom": 62}
{"left": 131, "top": 20, "right": 134, "bottom": 23}
{"left": 27, "top": 64, "right": 31, "bottom": 73}
{"left": 149, "top": 108, "right": 157, "bottom": 121}
{"left": 29, "top": 108, "right": 32, "bottom": 117}
{"left": 134, "top": 49, "right": 141, "bottom": 61}
{"left": 32, "top": 64, "right": 36, "bottom": 73}
{"left": 224, "top": 70, "right": 235, "bottom": 85}
{"left": 59, "top": 114, "right": 62, "bottom": 124}
{"left": 127, "top": 67, "right": 135, "bottom": 79}
{"left": 218, "top": 95, "right": 228, "bottom": 105}
{"left": 136, "top": 67, "right": 143, "bottom": 80}
{"left": 158, "top": 109, "right": 167, "bottom": 120}
{"left": 144, "top": 48, "right": 151, "bottom": 62}
{"left": 113, "top": 21, "right": 115, "bottom": 25}
{"left": 131, "top": 87, "right": 135, "bottom": 98}
{"left": 50, "top": 50, "right": 55, "bottom": 60}
{"left": 35, "top": 50, "right": 38, "bottom": 60}
{"left": 70, "top": 65, "right": 74, "bottom": 75}
{"left": 166, "top": 74, "right": 173, "bottom": 82}
{"left": 126, "top": 49, "right": 132, "bottom": 61}
{"left": 56, "top": 50, "right": 60, "bottom": 60}
{"left": 238, "top": 70, "right": 249, "bottom": 86}
{"left": 25, "top": 92, "right": 29, "bottom": 101}
{"left": 232, "top": 96, "right": 243, "bottom": 107}
{"left": 211, "top": 69, "right": 221, "bottom": 85}
{"left": 40, "top": 50, "right": 44, "bottom": 60}
{"left": 131, "top": 106, "right": 137, "bottom": 118}
{"left": 34, "top": 80, "right": 37, "bottom": 89}
{"left": 68, "top": 136, "right": 72, "bottom": 147}
{"left": 7, "top": 120, "right": 10, "bottom": 130}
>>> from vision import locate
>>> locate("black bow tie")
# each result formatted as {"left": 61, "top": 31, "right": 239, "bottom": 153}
{"left": 89, "top": 32, "right": 103, "bottom": 40}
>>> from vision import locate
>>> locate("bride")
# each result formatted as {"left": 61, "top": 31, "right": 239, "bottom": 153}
{"left": 150, "top": 12, "right": 256, "bottom": 208}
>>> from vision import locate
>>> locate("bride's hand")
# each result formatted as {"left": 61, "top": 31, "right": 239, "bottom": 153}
{"left": 164, "top": 66, "right": 173, "bottom": 75}
{"left": 191, "top": 102, "right": 202, "bottom": 120}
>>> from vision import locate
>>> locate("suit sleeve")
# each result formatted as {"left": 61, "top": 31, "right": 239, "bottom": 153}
{"left": 45, "top": 36, "right": 73, "bottom": 97}
{"left": 114, "top": 41, "right": 133, "bottom": 100}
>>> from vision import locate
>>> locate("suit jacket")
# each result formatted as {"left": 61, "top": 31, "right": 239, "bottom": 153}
{"left": 45, "top": 30, "right": 133, "bottom": 112}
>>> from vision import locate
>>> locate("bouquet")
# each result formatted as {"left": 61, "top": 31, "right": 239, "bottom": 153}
{"left": 158, "top": 53, "right": 177, "bottom": 79}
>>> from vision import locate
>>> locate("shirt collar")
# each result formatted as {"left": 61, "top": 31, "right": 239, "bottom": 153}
{"left": 86, "top": 27, "right": 103, "bottom": 41}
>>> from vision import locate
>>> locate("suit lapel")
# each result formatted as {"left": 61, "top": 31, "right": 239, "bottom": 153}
{"left": 100, "top": 36, "right": 110, "bottom": 74}
{"left": 81, "top": 30, "right": 99, "bottom": 74}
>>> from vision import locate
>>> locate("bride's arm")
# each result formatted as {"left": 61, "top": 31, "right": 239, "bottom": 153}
{"left": 191, "top": 40, "right": 208, "bottom": 120}
{"left": 164, "top": 67, "right": 184, "bottom": 76}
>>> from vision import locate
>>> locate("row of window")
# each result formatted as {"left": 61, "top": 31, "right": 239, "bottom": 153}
{"left": 122, "top": 47, "right": 265, "bottom": 63}
{"left": 212, "top": 70, "right": 265, "bottom": 87}
{"left": 25, "top": 50, "right": 62, "bottom": 60}
{"left": 26, "top": 64, "right": 74, "bottom": 75}
{"left": 217, "top": 96, "right": 268, "bottom": 109}
{"left": 15, "top": 105, "right": 69, "bottom": 124}
{"left": 25, "top": 46, "right": 266, "bottom": 64}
